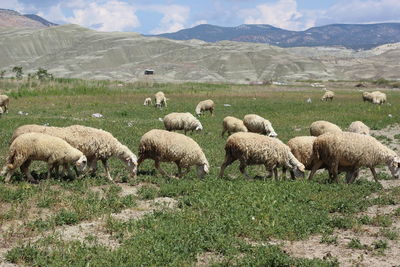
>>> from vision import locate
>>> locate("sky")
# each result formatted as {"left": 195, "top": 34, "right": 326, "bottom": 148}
{"left": 2, "top": 0, "right": 400, "bottom": 34}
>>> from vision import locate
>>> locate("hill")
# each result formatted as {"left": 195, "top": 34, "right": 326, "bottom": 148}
{"left": 1, "top": 24, "right": 400, "bottom": 83}
{"left": 152, "top": 23, "right": 400, "bottom": 50}
{"left": 0, "top": 8, "right": 56, "bottom": 28}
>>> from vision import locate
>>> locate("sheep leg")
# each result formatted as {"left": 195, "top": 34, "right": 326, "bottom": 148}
{"left": 89, "top": 159, "right": 98, "bottom": 176}
{"left": 239, "top": 161, "right": 250, "bottom": 179}
{"left": 329, "top": 161, "right": 339, "bottom": 183}
{"left": 264, "top": 164, "right": 273, "bottom": 180}
{"left": 2, "top": 166, "right": 14, "bottom": 183}
{"left": 47, "top": 163, "right": 53, "bottom": 179}
{"left": 20, "top": 160, "right": 37, "bottom": 183}
{"left": 219, "top": 155, "right": 236, "bottom": 178}
{"left": 221, "top": 129, "right": 226, "bottom": 137}
{"left": 347, "top": 169, "right": 359, "bottom": 184}
{"left": 101, "top": 159, "right": 114, "bottom": 183}
{"left": 273, "top": 168, "right": 279, "bottom": 181}
{"left": 370, "top": 167, "right": 379, "bottom": 183}
{"left": 308, "top": 160, "right": 323, "bottom": 180}
{"left": 154, "top": 160, "right": 173, "bottom": 178}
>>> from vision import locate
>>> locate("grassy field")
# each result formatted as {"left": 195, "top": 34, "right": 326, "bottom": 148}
{"left": 1, "top": 79, "right": 400, "bottom": 266}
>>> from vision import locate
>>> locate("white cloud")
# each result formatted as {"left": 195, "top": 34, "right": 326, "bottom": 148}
{"left": 149, "top": 5, "right": 190, "bottom": 34}
{"left": 65, "top": 0, "right": 140, "bottom": 32}
{"left": 240, "top": 0, "right": 315, "bottom": 30}
{"left": 316, "top": 0, "right": 400, "bottom": 25}
{"left": 191, "top": 20, "right": 208, "bottom": 27}
{"left": 37, "top": 4, "right": 66, "bottom": 23}
{"left": 1, "top": 0, "right": 36, "bottom": 14}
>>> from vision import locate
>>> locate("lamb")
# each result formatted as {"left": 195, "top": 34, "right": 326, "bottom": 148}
{"left": 309, "top": 132, "right": 400, "bottom": 183}
{"left": 221, "top": 116, "right": 248, "bottom": 137}
{"left": 321, "top": 90, "right": 334, "bottom": 101}
{"left": 195, "top": 99, "right": 215, "bottom": 116}
{"left": 219, "top": 132, "right": 305, "bottom": 180}
{"left": 347, "top": 121, "right": 370, "bottom": 135}
{"left": 243, "top": 114, "right": 278, "bottom": 137}
{"left": 163, "top": 112, "right": 203, "bottom": 135}
{"left": 154, "top": 91, "right": 167, "bottom": 108}
{"left": 309, "top": 120, "right": 342, "bottom": 136}
{"left": 1, "top": 132, "right": 87, "bottom": 183}
{"left": 0, "top": 95, "right": 9, "bottom": 113}
{"left": 10, "top": 124, "right": 138, "bottom": 182}
{"left": 137, "top": 129, "right": 209, "bottom": 178}
{"left": 143, "top": 97, "right": 152, "bottom": 106}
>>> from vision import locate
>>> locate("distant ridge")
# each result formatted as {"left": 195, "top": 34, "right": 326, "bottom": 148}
{"left": 0, "top": 8, "right": 56, "bottom": 28}
{"left": 151, "top": 23, "right": 400, "bottom": 50}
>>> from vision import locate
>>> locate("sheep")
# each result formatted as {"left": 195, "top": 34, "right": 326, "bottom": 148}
{"left": 221, "top": 116, "right": 248, "bottom": 137}
{"left": 143, "top": 97, "right": 152, "bottom": 106}
{"left": 137, "top": 129, "right": 209, "bottom": 178}
{"left": 243, "top": 114, "right": 278, "bottom": 137}
{"left": 362, "top": 91, "right": 387, "bottom": 104}
{"left": 347, "top": 121, "right": 370, "bottom": 135}
{"left": 163, "top": 112, "right": 203, "bottom": 135}
{"left": 219, "top": 132, "right": 305, "bottom": 180}
{"left": 195, "top": 99, "right": 215, "bottom": 116}
{"left": 321, "top": 90, "right": 334, "bottom": 101}
{"left": 10, "top": 124, "right": 138, "bottom": 182}
{"left": 154, "top": 91, "right": 167, "bottom": 108}
{"left": 309, "top": 120, "right": 342, "bottom": 136}
{"left": 309, "top": 132, "right": 400, "bottom": 183}
{"left": 0, "top": 106, "right": 3, "bottom": 117}
{"left": 1, "top": 132, "right": 87, "bottom": 183}
{"left": 362, "top": 91, "right": 373, "bottom": 102}
{"left": 0, "top": 95, "right": 9, "bottom": 113}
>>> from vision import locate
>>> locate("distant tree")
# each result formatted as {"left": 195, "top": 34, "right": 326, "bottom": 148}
{"left": 0, "top": 70, "right": 5, "bottom": 79}
{"left": 36, "top": 68, "right": 53, "bottom": 81}
{"left": 12, "top": 66, "right": 23, "bottom": 80}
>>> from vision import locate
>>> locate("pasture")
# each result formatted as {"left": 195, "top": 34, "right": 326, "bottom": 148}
{"left": 1, "top": 79, "right": 400, "bottom": 266}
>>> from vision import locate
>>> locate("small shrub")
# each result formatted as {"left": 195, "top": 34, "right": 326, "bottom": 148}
{"left": 347, "top": 238, "right": 368, "bottom": 249}
{"left": 320, "top": 234, "right": 338, "bottom": 245}
{"left": 371, "top": 215, "right": 392, "bottom": 227}
{"left": 373, "top": 239, "right": 388, "bottom": 251}
{"left": 137, "top": 185, "right": 158, "bottom": 200}
{"left": 53, "top": 209, "right": 79, "bottom": 226}
{"left": 379, "top": 229, "right": 399, "bottom": 240}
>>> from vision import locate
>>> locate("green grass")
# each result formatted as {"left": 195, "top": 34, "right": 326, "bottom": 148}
{"left": 1, "top": 79, "right": 400, "bottom": 266}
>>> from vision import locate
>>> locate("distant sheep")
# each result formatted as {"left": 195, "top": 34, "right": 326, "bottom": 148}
{"left": 163, "top": 112, "right": 203, "bottom": 134}
{"left": 310, "top": 120, "right": 342, "bottom": 136}
{"left": 0, "top": 95, "right": 9, "bottom": 113}
{"left": 10, "top": 124, "right": 138, "bottom": 182}
{"left": 347, "top": 121, "right": 370, "bottom": 135}
{"left": 243, "top": 114, "right": 277, "bottom": 137}
{"left": 309, "top": 132, "right": 400, "bottom": 183}
{"left": 219, "top": 132, "right": 305, "bottom": 180}
{"left": 154, "top": 91, "right": 167, "bottom": 108}
{"left": 143, "top": 97, "right": 152, "bottom": 106}
{"left": 362, "top": 91, "right": 386, "bottom": 104}
{"left": 195, "top": 99, "right": 215, "bottom": 116}
{"left": 137, "top": 129, "right": 209, "bottom": 178}
{"left": 1, "top": 132, "right": 87, "bottom": 183}
{"left": 321, "top": 90, "right": 334, "bottom": 101}
{"left": 221, "top": 116, "right": 248, "bottom": 137}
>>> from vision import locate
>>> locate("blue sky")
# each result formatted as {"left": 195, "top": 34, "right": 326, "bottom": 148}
{"left": 3, "top": 0, "right": 400, "bottom": 34}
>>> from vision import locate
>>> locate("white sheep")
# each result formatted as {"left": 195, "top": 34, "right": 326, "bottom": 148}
{"left": 137, "top": 129, "right": 209, "bottom": 178}
{"left": 10, "top": 124, "right": 138, "bottom": 182}
{"left": 309, "top": 132, "right": 400, "bottom": 183}
{"left": 163, "top": 112, "right": 203, "bottom": 135}
{"left": 362, "top": 91, "right": 387, "bottom": 104}
{"left": 221, "top": 116, "right": 248, "bottom": 137}
{"left": 347, "top": 121, "right": 370, "bottom": 135}
{"left": 321, "top": 90, "right": 334, "bottom": 101}
{"left": 0, "top": 95, "right": 9, "bottom": 113}
{"left": 195, "top": 99, "right": 215, "bottom": 116}
{"left": 1, "top": 132, "right": 87, "bottom": 183}
{"left": 154, "top": 91, "right": 167, "bottom": 108}
{"left": 219, "top": 132, "right": 305, "bottom": 180}
{"left": 309, "top": 120, "right": 342, "bottom": 136}
{"left": 143, "top": 97, "right": 152, "bottom": 106}
{"left": 243, "top": 114, "right": 278, "bottom": 137}
{"left": 0, "top": 106, "right": 3, "bottom": 117}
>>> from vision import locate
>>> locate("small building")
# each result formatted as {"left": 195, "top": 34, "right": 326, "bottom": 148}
{"left": 144, "top": 69, "right": 154, "bottom": 75}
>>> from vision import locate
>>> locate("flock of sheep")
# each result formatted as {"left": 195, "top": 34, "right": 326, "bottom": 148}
{"left": 0, "top": 88, "right": 398, "bottom": 184}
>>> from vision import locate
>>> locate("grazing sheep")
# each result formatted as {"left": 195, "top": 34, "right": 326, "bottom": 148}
{"left": 195, "top": 99, "right": 215, "bottom": 116}
{"left": 362, "top": 91, "right": 387, "bottom": 104}
{"left": 10, "top": 124, "right": 138, "bottom": 182}
{"left": 347, "top": 121, "right": 370, "bottom": 135}
{"left": 163, "top": 112, "right": 203, "bottom": 135}
{"left": 221, "top": 116, "right": 248, "bottom": 137}
{"left": 309, "top": 132, "right": 400, "bottom": 183}
{"left": 1, "top": 132, "right": 87, "bottom": 183}
{"left": 362, "top": 91, "right": 373, "bottom": 102}
{"left": 0, "top": 106, "right": 3, "bottom": 117}
{"left": 137, "top": 129, "right": 209, "bottom": 178}
{"left": 0, "top": 95, "right": 9, "bottom": 113}
{"left": 143, "top": 97, "right": 152, "bottom": 106}
{"left": 321, "top": 90, "right": 334, "bottom": 101}
{"left": 243, "top": 114, "right": 278, "bottom": 137}
{"left": 154, "top": 91, "right": 167, "bottom": 108}
{"left": 219, "top": 132, "right": 305, "bottom": 180}
{"left": 309, "top": 120, "right": 342, "bottom": 136}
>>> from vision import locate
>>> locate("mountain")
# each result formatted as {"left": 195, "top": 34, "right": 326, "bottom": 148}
{"left": 152, "top": 23, "right": 400, "bottom": 50}
{"left": 0, "top": 8, "right": 56, "bottom": 28}
{"left": 1, "top": 24, "right": 400, "bottom": 83}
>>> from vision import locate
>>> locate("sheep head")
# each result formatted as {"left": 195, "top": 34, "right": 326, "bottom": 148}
{"left": 75, "top": 155, "right": 87, "bottom": 172}
{"left": 264, "top": 121, "right": 277, "bottom": 137}
{"left": 387, "top": 156, "right": 400, "bottom": 179}
{"left": 196, "top": 163, "right": 209, "bottom": 179}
